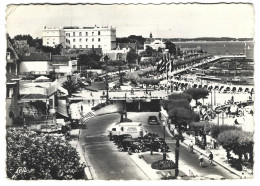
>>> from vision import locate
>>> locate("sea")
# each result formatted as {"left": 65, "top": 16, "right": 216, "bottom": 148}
{"left": 174, "top": 41, "right": 254, "bottom": 59}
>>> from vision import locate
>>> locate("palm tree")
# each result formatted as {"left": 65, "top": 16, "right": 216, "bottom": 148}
{"left": 62, "top": 79, "right": 80, "bottom": 96}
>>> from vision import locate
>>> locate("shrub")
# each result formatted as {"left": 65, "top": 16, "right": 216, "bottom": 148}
{"left": 6, "top": 129, "right": 86, "bottom": 180}
{"left": 151, "top": 160, "right": 176, "bottom": 170}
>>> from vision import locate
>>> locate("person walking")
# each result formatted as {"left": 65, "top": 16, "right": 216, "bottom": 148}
{"left": 189, "top": 141, "right": 194, "bottom": 153}
{"left": 209, "top": 152, "right": 214, "bottom": 165}
{"left": 199, "top": 153, "right": 204, "bottom": 167}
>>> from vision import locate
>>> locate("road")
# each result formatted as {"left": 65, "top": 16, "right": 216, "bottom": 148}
{"left": 128, "top": 112, "right": 239, "bottom": 179}
{"left": 79, "top": 111, "right": 239, "bottom": 180}
{"left": 79, "top": 113, "right": 149, "bottom": 180}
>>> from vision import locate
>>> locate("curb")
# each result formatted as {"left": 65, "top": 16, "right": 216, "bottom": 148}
{"left": 70, "top": 129, "right": 98, "bottom": 180}
{"left": 165, "top": 126, "right": 242, "bottom": 178}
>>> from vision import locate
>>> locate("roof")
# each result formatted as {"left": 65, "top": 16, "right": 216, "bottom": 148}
{"left": 6, "top": 73, "right": 21, "bottom": 84}
{"left": 6, "top": 36, "right": 19, "bottom": 62}
{"left": 21, "top": 52, "right": 51, "bottom": 61}
{"left": 21, "top": 94, "right": 47, "bottom": 100}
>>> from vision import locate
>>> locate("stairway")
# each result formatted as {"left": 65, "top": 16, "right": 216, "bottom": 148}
{"left": 81, "top": 111, "right": 95, "bottom": 124}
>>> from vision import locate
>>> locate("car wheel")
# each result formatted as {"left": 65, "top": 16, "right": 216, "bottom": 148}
{"left": 119, "top": 147, "right": 124, "bottom": 152}
{"left": 135, "top": 149, "right": 139, "bottom": 153}
{"left": 158, "top": 148, "right": 162, "bottom": 152}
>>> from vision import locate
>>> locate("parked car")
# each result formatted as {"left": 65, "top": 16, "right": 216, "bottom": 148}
{"left": 148, "top": 116, "right": 159, "bottom": 125}
{"left": 118, "top": 138, "right": 143, "bottom": 153}
{"left": 143, "top": 140, "right": 169, "bottom": 152}
{"left": 94, "top": 77, "right": 104, "bottom": 82}
{"left": 114, "top": 134, "right": 132, "bottom": 145}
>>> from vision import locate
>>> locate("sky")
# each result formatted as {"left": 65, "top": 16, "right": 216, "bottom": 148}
{"left": 5, "top": 3, "right": 254, "bottom": 39}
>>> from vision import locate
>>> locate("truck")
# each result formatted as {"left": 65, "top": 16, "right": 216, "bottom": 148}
{"left": 109, "top": 122, "right": 143, "bottom": 139}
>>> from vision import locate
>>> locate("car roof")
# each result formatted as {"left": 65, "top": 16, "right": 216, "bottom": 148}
{"left": 122, "top": 138, "right": 135, "bottom": 142}
{"left": 116, "top": 122, "right": 142, "bottom": 126}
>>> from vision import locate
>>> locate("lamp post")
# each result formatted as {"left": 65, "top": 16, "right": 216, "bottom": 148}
{"left": 45, "top": 88, "right": 49, "bottom": 134}
{"left": 175, "top": 136, "right": 180, "bottom": 177}
{"left": 104, "top": 54, "right": 110, "bottom": 101}
{"left": 163, "top": 122, "right": 167, "bottom": 161}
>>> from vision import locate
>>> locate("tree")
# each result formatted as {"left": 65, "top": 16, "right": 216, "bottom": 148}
{"left": 145, "top": 46, "right": 155, "bottom": 57}
{"left": 6, "top": 129, "right": 86, "bottom": 180}
{"left": 164, "top": 41, "right": 177, "bottom": 55}
{"left": 62, "top": 80, "right": 80, "bottom": 96}
{"left": 14, "top": 34, "right": 33, "bottom": 45}
{"left": 168, "top": 107, "right": 192, "bottom": 127}
{"left": 126, "top": 49, "right": 139, "bottom": 64}
{"left": 218, "top": 130, "right": 254, "bottom": 164}
{"left": 184, "top": 88, "right": 209, "bottom": 105}
{"left": 168, "top": 92, "right": 192, "bottom": 103}
{"left": 78, "top": 51, "right": 102, "bottom": 69}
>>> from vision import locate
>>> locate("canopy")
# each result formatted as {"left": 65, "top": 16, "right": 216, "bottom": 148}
{"left": 35, "top": 76, "right": 50, "bottom": 82}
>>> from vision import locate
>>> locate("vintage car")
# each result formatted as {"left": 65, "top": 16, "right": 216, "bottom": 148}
{"left": 114, "top": 134, "right": 132, "bottom": 145}
{"left": 118, "top": 138, "right": 143, "bottom": 153}
{"left": 147, "top": 116, "right": 159, "bottom": 125}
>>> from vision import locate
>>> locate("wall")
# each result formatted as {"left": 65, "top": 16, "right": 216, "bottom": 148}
{"left": 42, "top": 28, "right": 65, "bottom": 48}
{"left": 20, "top": 61, "right": 49, "bottom": 74}
{"left": 63, "top": 27, "right": 116, "bottom": 50}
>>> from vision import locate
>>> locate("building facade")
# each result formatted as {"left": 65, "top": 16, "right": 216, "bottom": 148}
{"left": 42, "top": 25, "right": 116, "bottom": 51}
{"left": 144, "top": 39, "right": 166, "bottom": 51}
{"left": 42, "top": 27, "right": 65, "bottom": 48}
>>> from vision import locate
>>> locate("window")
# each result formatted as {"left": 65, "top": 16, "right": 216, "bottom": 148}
{"left": 92, "top": 32, "right": 94, "bottom": 36}
{"left": 47, "top": 42, "right": 49, "bottom": 44}
{"left": 92, "top": 45, "right": 94, "bottom": 48}
{"left": 86, "top": 32, "right": 88, "bottom": 36}
{"left": 79, "top": 32, "right": 82, "bottom": 36}
{"left": 98, "top": 31, "right": 101, "bottom": 35}
{"left": 79, "top": 38, "right": 82, "bottom": 42}
{"left": 98, "top": 38, "right": 101, "bottom": 42}
{"left": 86, "top": 38, "right": 88, "bottom": 42}
{"left": 73, "top": 39, "right": 75, "bottom": 42}
{"left": 73, "top": 32, "right": 75, "bottom": 36}
{"left": 92, "top": 38, "right": 94, "bottom": 42}
{"left": 98, "top": 45, "right": 101, "bottom": 48}
{"left": 66, "top": 33, "right": 70, "bottom": 37}
{"left": 73, "top": 45, "right": 76, "bottom": 48}
{"left": 86, "top": 45, "right": 88, "bottom": 48}
{"left": 53, "top": 42, "right": 55, "bottom": 44}
{"left": 7, "top": 88, "right": 13, "bottom": 98}
{"left": 79, "top": 45, "right": 82, "bottom": 48}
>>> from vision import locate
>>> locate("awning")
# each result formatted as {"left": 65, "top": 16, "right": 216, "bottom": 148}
{"left": 57, "top": 100, "right": 69, "bottom": 117}
{"left": 58, "top": 86, "right": 68, "bottom": 95}
{"left": 35, "top": 75, "right": 50, "bottom": 82}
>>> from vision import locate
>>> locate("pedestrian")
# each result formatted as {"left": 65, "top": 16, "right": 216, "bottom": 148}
{"left": 189, "top": 141, "right": 194, "bottom": 153}
{"left": 209, "top": 152, "right": 214, "bottom": 165}
{"left": 199, "top": 153, "right": 204, "bottom": 167}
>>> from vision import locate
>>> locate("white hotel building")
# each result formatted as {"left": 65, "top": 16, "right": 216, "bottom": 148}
{"left": 42, "top": 25, "right": 117, "bottom": 51}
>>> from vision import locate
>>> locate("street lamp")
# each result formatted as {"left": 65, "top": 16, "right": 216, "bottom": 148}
{"left": 163, "top": 122, "right": 167, "bottom": 161}
{"left": 175, "top": 136, "right": 180, "bottom": 177}
{"left": 104, "top": 54, "right": 110, "bottom": 101}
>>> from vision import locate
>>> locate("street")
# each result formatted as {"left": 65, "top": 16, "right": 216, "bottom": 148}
{"left": 80, "top": 111, "right": 239, "bottom": 180}
{"left": 128, "top": 112, "right": 239, "bottom": 179}
{"left": 79, "top": 113, "right": 149, "bottom": 180}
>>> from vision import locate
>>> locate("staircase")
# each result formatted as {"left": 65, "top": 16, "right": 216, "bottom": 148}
{"left": 81, "top": 111, "right": 95, "bottom": 124}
